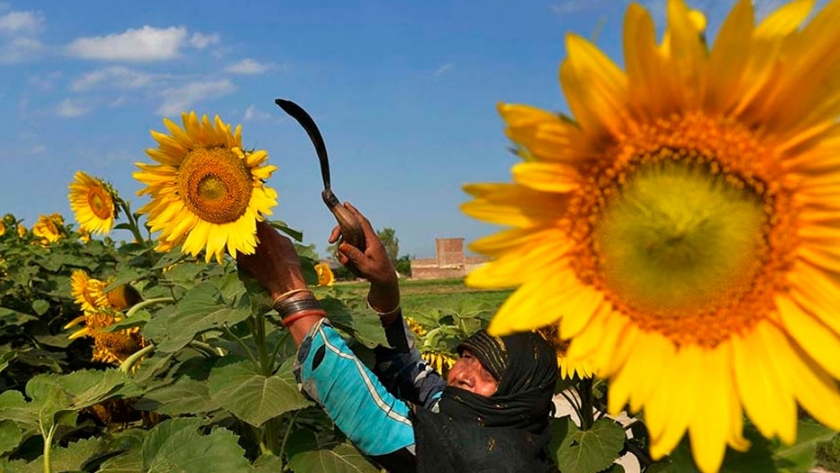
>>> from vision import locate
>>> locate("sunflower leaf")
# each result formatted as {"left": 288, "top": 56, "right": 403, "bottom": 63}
{"left": 135, "top": 378, "right": 219, "bottom": 416}
{"left": 10, "top": 436, "right": 105, "bottom": 473}
{"left": 142, "top": 282, "right": 251, "bottom": 353}
{"left": 775, "top": 419, "right": 837, "bottom": 472}
{"left": 286, "top": 430, "right": 381, "bottom": 473}
{"left": 140, "top": 418, "right": 251, "bottom": 473}
{"left": 0, "top": 420, "right": 22, "bottom": 455}
{"left": 556, "top": 418, "right": 625, "bottom": 473}
{"left": 207, "top": 357, "right": 311, "bottom": 427}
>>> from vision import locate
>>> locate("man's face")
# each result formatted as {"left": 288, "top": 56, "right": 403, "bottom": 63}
{"left": 446, "top": 349, "right": 499, "bottom": 397}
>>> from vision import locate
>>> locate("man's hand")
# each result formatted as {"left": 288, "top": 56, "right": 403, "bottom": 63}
{"left": 237, "top": 221, "right": 308, "bottom": 301}
{"left": 328, "top": 202, "right": 399, "bottom": 313}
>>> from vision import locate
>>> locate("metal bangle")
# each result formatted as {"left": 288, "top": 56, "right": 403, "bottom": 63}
{"left": 274, "top": 297, "right": 323, "bottom": 318}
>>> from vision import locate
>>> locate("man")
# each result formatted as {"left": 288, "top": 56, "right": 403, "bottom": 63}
{"left": 238, "top": 203, "right": 558, "bottom": 472}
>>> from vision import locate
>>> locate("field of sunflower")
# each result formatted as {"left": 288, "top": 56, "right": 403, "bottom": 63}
{"left": 4, "top": 0, "right": 840, "bottom": 471}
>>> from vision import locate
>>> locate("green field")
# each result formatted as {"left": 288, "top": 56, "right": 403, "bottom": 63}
{"left": 339, "top": 277, "right": 514, "bottom": 317}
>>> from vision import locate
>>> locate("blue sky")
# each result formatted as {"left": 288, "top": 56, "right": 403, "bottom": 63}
{"left": 0, "top": 0, "right": 791, "bottom": 258}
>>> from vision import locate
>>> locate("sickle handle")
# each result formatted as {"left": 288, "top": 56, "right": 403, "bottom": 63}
{"left": 275, "top": 98, "right": 366, "bottom": 251}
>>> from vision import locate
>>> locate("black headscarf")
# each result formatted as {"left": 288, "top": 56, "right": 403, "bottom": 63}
{"left": 411, "top": 329, "right": 559, "bottom": 473}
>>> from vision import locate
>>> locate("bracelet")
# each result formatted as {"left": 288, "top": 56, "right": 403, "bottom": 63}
{"left": 272, "top": 288, "right": 313, "bottom": 307}
{"left": 367, "top": 298, "right": 401, "bottom": 318}
{"left": 282, "top": 309, "right": 327, "bottom": 327}
{"left": 274, "top": 297, "right": 323, "bottom": 318}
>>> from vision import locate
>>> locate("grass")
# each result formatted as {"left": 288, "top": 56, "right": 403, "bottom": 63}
{"left": 337, "top": 277, "right": 513, "bottom": 316}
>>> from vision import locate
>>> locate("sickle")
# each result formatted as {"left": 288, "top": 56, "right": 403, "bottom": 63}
{"left": 275, "top": 99, "right": 366, "bottom": 251}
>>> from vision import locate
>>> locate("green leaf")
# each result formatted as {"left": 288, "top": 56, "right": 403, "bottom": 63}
{"left": 103, "top": 267, "right": 147, "bottom": 292}
{"left": 776, "top": 420, "right": 837, "bottom": 472}
{"left": 557, "top": 418, "right": 626, "bottom": 473}
{"left": 102, "top": 311, "right": 151, "bottom": 332}
{"left": 0, "top": 349, "right": 16, "bottom": 373}
{"left": 269, "top": 220, "right": 303, "bottom": 242}
{"left": 31, "top": 299, "right": 49, "bottom": 316}
{"left": 23, "top": 369, "right": 127, "bottom": 431}
{"left": 0, "top": 419, "right": 22, "bottom": 455}
{"left": 286, "top": 430, "right": 380, "bottom": 473}
{"left": 141, "top": 418, "right": 251, "bottom": 473}
{"left": 143, "top": 282, "right": 251, "bottom": 352}
{"left": 36, "top": 436, "right": 104, "bottom": 473}
{"left": 135, "top": 378, "right": 219, "bottom": 416}
{"left": 252, "top": 454, "right": 285, "bottom": 471}
{"left": 323, "top": 299, "right": 389, "bottom": 349}
{"left": 208, "top": 358, "right": 311, "bottom": 427}
{"left": 0, "top": 307, "right": 37, "bottom": 326}
{"left": 97, "top": 428, "right": 148, "bottom": 473}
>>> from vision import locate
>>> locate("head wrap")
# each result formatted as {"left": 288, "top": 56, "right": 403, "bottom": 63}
{"left": 412, "top": 329, "right": 559, "bottom": 472}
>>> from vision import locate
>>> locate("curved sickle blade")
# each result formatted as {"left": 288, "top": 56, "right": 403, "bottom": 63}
{"left": 274, "top": 98, "right": 366, "bottom": 251}
{"left": 275, "top": 99, "right": 332, "bottom": 192}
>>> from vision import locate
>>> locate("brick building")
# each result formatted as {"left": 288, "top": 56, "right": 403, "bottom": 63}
{"left": 410, "top": 237, "right": 489, "bottom": 280}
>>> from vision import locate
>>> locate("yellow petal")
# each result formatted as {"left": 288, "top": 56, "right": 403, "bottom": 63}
{"left": 776, "top": 294, "right": 840, "bottom": 380}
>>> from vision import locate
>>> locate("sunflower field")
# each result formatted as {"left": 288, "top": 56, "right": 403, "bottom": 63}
{"left": 6, "top": 0, "right": 840, "bottom": 472}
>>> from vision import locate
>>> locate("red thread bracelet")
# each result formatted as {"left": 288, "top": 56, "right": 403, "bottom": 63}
{"left": 282, "top": 309, "right": 327, "bottom": 327}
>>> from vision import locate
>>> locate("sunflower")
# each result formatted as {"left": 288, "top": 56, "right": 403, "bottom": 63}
{"left": 421, "top": 350, "right": 457, "bottom": 375}
{"left": 406, "top": 316, "right": 428, "bottom": 337}
{"left": 0, "top": 220, "right": 5, "bottom": 237}
{"left": 537, "top": 325, "right": 592, "bottom": 380}
{"left": 16, "top": 223, "right": 25, "bottom": 238}
{"left": 462, "top": 1, "right": 840, "bottom": 471}
{"left": 71, "top": 270, "right": 107, "bottom": 313}
{"left": 65, "top": 309, "right": 145, "bottom": 364}
{"left": 32, "top": 214, "right": 63, "bottom": 244}
{"left": 315, "top": 262, "right": 335, "bottom": 287}
{"left": 68, "top": 171, "right": 116, "bottom": 235}
{"left": 133, "top": 112, "right": 278, "bottom": 263}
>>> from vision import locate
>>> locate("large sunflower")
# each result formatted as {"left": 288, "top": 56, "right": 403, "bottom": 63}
{"left": 462, "top": 1, "right": 840, "bottom": 472}
{"left": 68, "top": 171, "right": 116, "bottom": 235}
{"left": 134, "top": 112, "right": 278, "bottom": 263}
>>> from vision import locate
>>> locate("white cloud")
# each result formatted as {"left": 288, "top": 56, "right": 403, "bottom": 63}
{"left": 55, "top": 98, "right": 89, "bottom": 117}
{"left": 189, "top": 32, "right": 219, "bottom": 49}
{"left": 29, "top": 144, "right": 45, "bottom": 155}
{"left": 0, "top": 9, "right": 44, "bottom": 63}
{"left": 433, "top": 63, "right": 453, "bottom": 80}
{"left": 71, "top": 66, "right": 155, "bottom": 91}
{"left": 225, "top": 58, "right": 270, "bottom": 75}
{"left": 0, "top": 36, "right": 43, "bottom": 63}
{"left": 66, "top": 25, "right": 187, "bottom": 61}
{"left": 0, "top": 10, "right": 43, "bottom": 35}
{"left": 243, "top": 104, "right": 270, "bottom": 121}
{"left": 156, "top": 79, "right": 236, "bottom": 115}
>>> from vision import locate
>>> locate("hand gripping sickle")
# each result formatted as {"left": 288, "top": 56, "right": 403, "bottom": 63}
{"left": 275, "top": 99, "right": 366, "bottom": 251}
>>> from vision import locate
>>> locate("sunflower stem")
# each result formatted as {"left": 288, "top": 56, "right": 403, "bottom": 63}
{"left": 254, "top": 311, "right": 272, "bottom": 376}
{"left": 223, "top": 322, "right": 260, "bottom": 370}
{"left": 41, "top": 421, "right": 57, "bottom": 473}
{"left": 269, "top": 331, "right": 291, "bottom": 369}
{"left": 188, "top": 340, "right": 221, "bottom": 358}
{"left": 120, "top": 343, "right": 155, "bottom": 373}
{"left": 118, "top": 199, "right": 157, "bottom": 266}
{"left": 125, "top": 297, "right": 174, "bottom": 318}
{"left": 559, "top": 389, "right": 582, "bottom": 425}
{"left": 579, "top": 377, "right": 595, "bottom": 430}
{"left": 278, "top": 410, "right": 301, "bottom": 469}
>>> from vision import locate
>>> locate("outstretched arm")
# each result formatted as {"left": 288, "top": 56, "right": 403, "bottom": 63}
{"left": 237, "top": 221, "right": 417, "bottom": 466}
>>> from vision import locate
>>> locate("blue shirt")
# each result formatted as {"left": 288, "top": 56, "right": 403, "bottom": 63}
{"left": 294, "top": 316, "right": 446, "bottom": 460}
